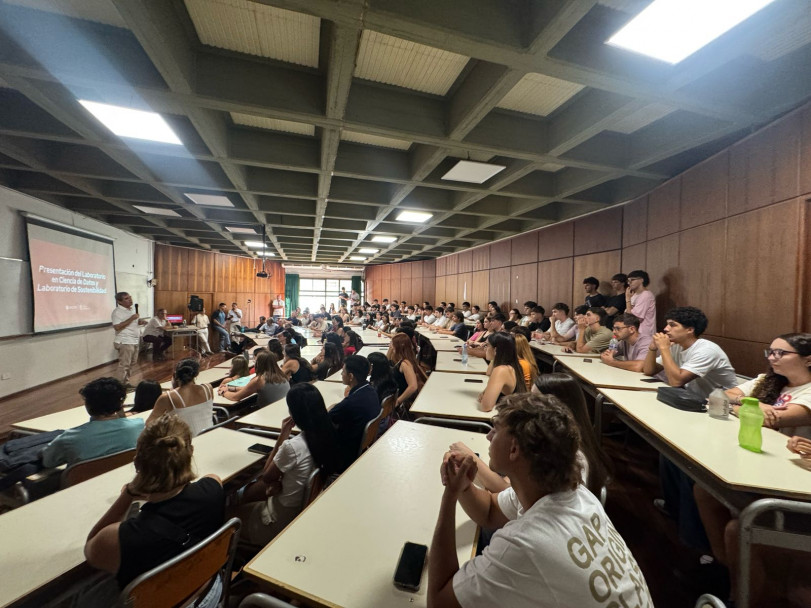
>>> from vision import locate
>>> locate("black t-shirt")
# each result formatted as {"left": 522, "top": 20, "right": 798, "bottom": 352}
{"left": 528, "top": 318, "right": 551, "bottom": 333}
{"left": 117, "top": 477, "right": 225, "bottom": 588}
{"left": 604, "top": 293, "right": 627, "bottom": 328}
{"left": 585, "top": 293, "right": 607, "bottom": 308}
{"left": 451, "top": 322, "right": 468, "bottom": 341}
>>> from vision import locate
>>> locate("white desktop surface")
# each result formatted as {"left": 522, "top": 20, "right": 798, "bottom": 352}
{"left": 434, "top": 351, "right": 488, "bottom": 374}
{"left": 236, "top": 381, "right": 349, "bottom": 431}
{"left": 557, "top": 356, "right": 664, "bottom": 391}
{"left": 410, "top": 372, "right": 492, "bottom": 422}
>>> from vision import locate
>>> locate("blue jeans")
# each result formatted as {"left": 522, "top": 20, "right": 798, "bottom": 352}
{"left": 213, "top": 325, "right": 230, "bottom": 350}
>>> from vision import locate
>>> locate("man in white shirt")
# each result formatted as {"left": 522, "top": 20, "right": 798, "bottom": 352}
{"left": 226, "top": 302, "right": 243, "bottom": 334}
{"left": 142, "top": 308, "right": 172, "bottom": 361}
{"left": 428, "top": 392, "right": 652, "bottom": 608}
{"left": 191, "top": 306, "right": 213, "bottom": 356}
{"left": 467, "top": 305, "right": 482, "bottom": 322}
{"left": 520, "top": 300, "right": 537, "bottom": 327}
{"left": 419, "top": 306, "right": 437, "bottom": 326}
{"left": 600, "top": 313, "right": 650, "bottom": 372}
{"left": 538, "top": 302, "right": 576, "bottom": 343}
{"left": 432, "top": 307, "right": 451, "bottom": 329}
{"left": 111, "top": 292, "right": 147, "bottom": 385}
{"left": 272, "top": 294, "right": 285, "bottom": 319}
{"left": 642, "top": 306, "right": 737, "bottom": 399}
{"left": 461, "top": 301, "right": 472, "bottom": 318}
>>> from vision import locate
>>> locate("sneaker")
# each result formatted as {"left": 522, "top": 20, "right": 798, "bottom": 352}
{"left": 653, "top": 498, "right": 672, "bottom": 518}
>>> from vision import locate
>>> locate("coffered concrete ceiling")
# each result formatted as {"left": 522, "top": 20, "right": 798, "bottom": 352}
{"left": 0, "top": 0, "right": 809, "bottom": 264}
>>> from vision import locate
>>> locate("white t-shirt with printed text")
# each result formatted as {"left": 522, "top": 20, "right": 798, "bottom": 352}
{"left": 736, "top": 374, "right": 811, "bottom": 439}
{"left": 655, "top": 338, "right": 737, "bottom": 399}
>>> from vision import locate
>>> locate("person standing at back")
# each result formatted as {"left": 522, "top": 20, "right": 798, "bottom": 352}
{"left": 226, "top": 302, "right": 243, "bottom": 334}
{"left": 626, "top": 270, "right": 656, "bottom": 338}
{"left": 111, "top": 291, "right": 147, "bottom": 386}
{"left": 272, "top": 294, "right": 285, "bottom": 320}
{"left": 582, "top": 276, "right": 607, "bottom": 307}
{"left": 211, "top": 303, "right": 230, "bottom": 352}
{"left": 191, "top": 306, "right": 213, "bottom": 357}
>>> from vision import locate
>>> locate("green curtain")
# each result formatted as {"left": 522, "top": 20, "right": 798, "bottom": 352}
{"left": 285, "top": 274, "right": 300, "bottom": 315}
{"left": 351, "top": 275, "right": 362, "bottom": 302}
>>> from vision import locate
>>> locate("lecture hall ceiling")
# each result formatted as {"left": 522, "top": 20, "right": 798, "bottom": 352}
{"left": 0, "top": 0, "right": 809, "bottom": 264}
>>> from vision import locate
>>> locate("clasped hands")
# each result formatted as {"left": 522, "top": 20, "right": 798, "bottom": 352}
{"left": 440, "top": 448, "right": 477, "bottom": 496}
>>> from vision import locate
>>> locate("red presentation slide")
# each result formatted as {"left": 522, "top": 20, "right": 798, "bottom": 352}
{"left": 29, "top": 237, "right": 114, "bottom": 332}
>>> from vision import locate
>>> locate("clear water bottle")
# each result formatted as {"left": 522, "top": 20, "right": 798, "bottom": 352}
{"left": 707, "top": 387, "right": 730, "bottom": 419}
{"left": 738, "top": 397, "right": 764, "bottom": 453}
{"left": 608, "top": 338, "right": 619, "bottom": 352}
{"left": 461, "top": 343, "right": 468, "bottom": 365}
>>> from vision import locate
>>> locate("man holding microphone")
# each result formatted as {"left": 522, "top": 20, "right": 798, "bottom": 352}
{"left": 111, "top": 292, "right": 146, "bottom": 386}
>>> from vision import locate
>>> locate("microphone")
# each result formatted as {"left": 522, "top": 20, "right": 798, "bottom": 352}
{"left": 134, "top": 303, "right": 139, "bottom": 315}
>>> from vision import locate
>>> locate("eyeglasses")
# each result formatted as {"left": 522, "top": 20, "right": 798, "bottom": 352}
{"left": 764, "top": 348, "right": 798, "bottom": 360}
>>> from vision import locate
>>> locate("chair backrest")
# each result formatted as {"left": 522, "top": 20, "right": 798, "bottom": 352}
{"left": 61, "top": 448, "right": 136, "bottom": 489}
{"left": 694, "top": 594, "right": 726, "bottom": 608}
{"left": 301, "top": 468, "right": 325, "bottom": 509}
{"left": 239, "top": 592, "right": 295, "bottom": 608}
{"left": 414, "top": 417, "right": 493, "bottom": 434}
{"left": 119, "top": 517, "right": 241, "bottom": 608}
{"left": 380, "top": 393, "right": 396, "bottom": 419}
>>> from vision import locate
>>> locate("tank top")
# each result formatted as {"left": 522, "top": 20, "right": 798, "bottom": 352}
{"left": 167, "top": 384, "right": 214, "bottom": 436}
{"left": 289, "top": 359, "right": 313, "bottom": 385}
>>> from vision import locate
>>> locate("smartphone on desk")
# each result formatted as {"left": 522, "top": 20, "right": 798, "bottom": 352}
{"left": 247, "top": 443, "right": 273, "bottom": 455}
{"left": 464, "top": 378, "right": 484, "bottom": 383}
{"left": 394, "top": 542, "right": 428, "bottom": 591}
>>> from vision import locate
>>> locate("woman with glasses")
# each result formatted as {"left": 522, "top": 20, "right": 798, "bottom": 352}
{"left": 694, "top": 333, "right": 811, "bottom": 606}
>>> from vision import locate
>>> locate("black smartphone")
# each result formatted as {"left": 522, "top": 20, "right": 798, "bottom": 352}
{"left": 453, "top": 358, "right": 462, "bottom": 362}
{"left": 582, "top": 358, "right": 593, "bottom": 363}
{"left": 247, "top": 443, "right": 273, "bottom": 455}
{"left": 393, "top": 542, "right": 428, "bottom": 591}
{"left": 640, "top": 378, "right": 664, "bottom": 383}
{"left": 464, "top": 378, "right": 484, "bottom": 383}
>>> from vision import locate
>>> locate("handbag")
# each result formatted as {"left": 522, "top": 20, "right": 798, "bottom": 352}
{"left": 656, "top": 386, "right": 707, "bottom": 413}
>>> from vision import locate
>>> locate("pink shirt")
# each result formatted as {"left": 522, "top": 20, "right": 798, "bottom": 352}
{"left": 630, "top": 290, "right": 656, "bottom": 337}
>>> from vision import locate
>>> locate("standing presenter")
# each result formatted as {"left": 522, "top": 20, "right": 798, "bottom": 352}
{"left": 111, "top": 292, "right": 146, "bottom": 386}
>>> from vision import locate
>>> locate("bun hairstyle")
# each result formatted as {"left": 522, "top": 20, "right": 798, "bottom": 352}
{"left": 132, "top": 414, "right": 195, "bottom": 494}
{"left": 174, "top": 358, "right": 200, "bottom": 386}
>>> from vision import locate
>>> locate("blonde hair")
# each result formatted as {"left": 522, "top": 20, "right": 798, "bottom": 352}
{"left": 255, "top": 351, "right": 288, "bottom": 384}
{"left": 132, "top": 415, "right": 195, "bottom": 494}
{"left": 513, "top": 333, "right": 539, "bottom": 388}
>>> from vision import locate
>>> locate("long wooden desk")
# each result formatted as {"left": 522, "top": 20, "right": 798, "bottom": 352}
{"left": 529, "top": 341, "right": 585, "bottom": 370}
{"left": 235, "top": 381, "right": 348, "bottom": 432}
{"left": 0, "top": 428, "right": 265, "bottom": 608}
{"left": 244, "top": 422, "right": 489, "bottom": 607}
{"left": 415, "top": 328, "right": 465, "bottom": 352}
{"left": 434, "top": 352, "right": 488, "bottom": 374}
{"left": 10, "top": 408, "right": 151, "bottom": 434}
{"left": 556, "top": 355, "right": 664, "bottom": 394}
{"left": 598, "top": 389, "right": 811, "bottom": 509}
{"left": 410, "top": 372, "right": 492, "bottom": 422}
{"left": 355, "top": 328, "right": 391, "bottom": 345}
{"left": 159, "top": 366, "right": 230, "bottom": 389}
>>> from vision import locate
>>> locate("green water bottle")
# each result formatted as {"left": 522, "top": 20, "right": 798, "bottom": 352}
{"left": 738, "top": 397, "right": 764, "bottom": 453}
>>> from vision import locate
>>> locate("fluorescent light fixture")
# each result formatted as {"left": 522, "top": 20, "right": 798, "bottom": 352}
{"left": 442, "top": 160, "right": 507, "bottom": 184}
{"left": 133, "top": 205, "right": 180, "bottom": 217}
{"left": 244, "top": 241, "right": 268, "bottom": 249}
{"left": 259, "top": 252, "right": 276, "bottom": 257}
{"left": 396, "top": 210, "right": 433, "bottom": 223}
{"left": 225, "top": 226, "right": 256, "bottom": 234}
{"left": 349, "top": 256, "right": 367, "bottom": 261}
{"left": 185, "top": 193, "right": 234, "bottom": 207}
{"left": 358, "top": 248, "right": 379, "bottom": 254}
{"left": 78, "top": 100, "right": 182, "bottom": 145}
{"left": 606, "top": 0, "right": 776, "bottom": 64}
{"left": 371, "top": 235, "right": 397, "bottom": 243}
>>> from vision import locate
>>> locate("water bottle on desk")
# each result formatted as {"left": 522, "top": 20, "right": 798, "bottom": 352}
{"left": 707, "top": 387, "right": 730, "bottom": 419}
{"left": 461, "top": 343, "right": 468, "bottom": 365}
{"left": 608, "top": 338, "right": 619, "bottom": 353}
{"left": 738, "top": 397, "right": 764, "bottom": 453}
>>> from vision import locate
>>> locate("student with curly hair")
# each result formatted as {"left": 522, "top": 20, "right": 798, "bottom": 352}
{"left": 145, "top": 358, "right": 214, "bottom": 436}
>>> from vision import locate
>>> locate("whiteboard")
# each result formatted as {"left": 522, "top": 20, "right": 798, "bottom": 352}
{"left": 0, "top": 257, "right": 33, "bottom": 338}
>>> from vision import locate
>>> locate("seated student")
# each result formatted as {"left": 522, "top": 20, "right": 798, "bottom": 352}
{"left": 572, "top": 307, "right": 613, "bottom": 354}
{"left": 349, "top": 308, "right": 364, "bottom": 325}
{"left": 328, "top": 316, "right": 346, "bottom": 340}
{"left": 600, "top": 313, "right": 651, "bottom": 372}
{"left": 147, "top": 359, "right": 214, "bottom": 437}
{"left": 428, "top": 392, "right": 652, "bottom": 608}
{"left": 487, "top": 301, "right": 500, "bottom": 314}
{"left": 278, "top": 329, "right": 298, "bottom": 346}
{"left": 387, "top": 333, "right": 428, "bottom": 412}
{"left": 329, "top": 356, "right": 380, "bottom": 471}
{"left": 466, "top": 319, "right": 486, "bottom": 344}
{"left": 129, "top": 380, "right": 162, "bottom": 413}
{"left": 312, "top": 341, "right": 344, "bottom": 381}
{"left": 512, "top": 332, "right": 539, "bottom": 390}
{"left": 582, "top": 276, "right": 607, "bottom": 307}
{"left": 367, "top": 352, "right": 398, "bottom": 404}
{"left": 693, "top": 333, "right": 811, "bottom": 605}
{"left": 219, "top": 351, "right": 290, "bottom": 408}
{"left": 643, "top": 306, "right": 737, "bottom": 399}
{"left": 281, "top": 344, "right": 315, "bottom": 385}
{"left": 503, "top": 320, "right": 518, "bottom": 333}
{"left": 432, "top": 307, "right": 450, "bottom": 329}
{"left": 480, "top": 333, "right": 527, "bottom": 412}
{"left": 467, "top": 305, "right": 482, "bottom": 321}
{"left": 309, "top": 314, "right": 328, "bottom": 335}
{"left": 538, "top": 302, "right": 576, "bottom": 343}
{"left": 221, "top": 355, "right": 250, "bottom": 386}
{"left": 251, "top": 316, "right": 268, "bottom": 332}
{"left": 142, "top": 308, "right": 172, "bottom": 361}
{"left": 405, "top": 305, "right": 418, "bottom": 322}
{"left": 41, "top": 378, "right": 144, "bottom": 468}
{"left": 520, "top": 301, "right": 536, "bottom": 327}
{"left": 236, "top": 384, "right": 342, "bottom": 546}
{"left": 84, "top": 415, "right": 224, "bottom": 608}
{"left": 604, "top": 273, "right": 628, "bottom": 329}
{"left": 343, "top": 329, "right": 362, "bottom": 357}
{"left": 435, "top": 310, "right": 469, "bottom": 341}
{"left": 526, "top": 305, "right": 550, "bottom": 333}
{"left": 287, "top": 310, "right": 302, "bottom": 326}
{"left": 419, "top": 306, "right": 437, "bottom": 326}
{"left": 508, "top": 308, "right": 522, "bottom": 324}
{"left": 460, "top": 302, "right": 472, "bottom": 318}
{"left": 468, "top": 313, "right": 507, "bottom": 359}
{"left": 390, "top": 304, "right": 402, "bottom": 319}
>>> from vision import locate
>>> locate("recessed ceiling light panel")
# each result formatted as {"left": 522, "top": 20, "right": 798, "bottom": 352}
{"left": 371, "top": 235, "right": 397, "bottom": 243}
{"left": 133, "top": 205, "right": 181, "bottom": 217}
{"left": 225, "top": 226, "right": 257, "bottom": 234}
{"left": 396, "top": 210, "right": 433, "bottom": 223}
{"left": 244, "top": 241, "right": 267, "bottom": 248}
{"left": 441, "top": 160, "right": 507, "bottom": 184}
{"left": 606, "top": 0, "right": 776, "bottom": 64}
{"left": 184, "top": 193, "right": 234, "bottom": 207}
{"left": 358, "top": 248, "right": 379, "bottom": 254}
{"left": 349, "top": 256, "right": 367, "bottom": 261}
{"left": 79, "top": 100, "right": 182, "bottom": 145}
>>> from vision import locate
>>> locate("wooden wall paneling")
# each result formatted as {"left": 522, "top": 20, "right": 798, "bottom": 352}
{"left": 537, "top": 258, "right": 572, "bottom": 310}
{"left": 725, "top": 199, "right": 802, "bottom": 342}
{"left": 680, "top": 152, "right": 728, "bottom": 230}
{"left": 187, "top": 249, "right": 213, "bottom": 292}
{"left": 400, "top": 262, "right": 412, "bottom": 280}
{"left": 510, "top": 231, "right": 539, "bottom": 266}
{"left": 471, "top": 246, "right": 490, "bottom": 271}
{"left": 422, "top": 277, "right": 435, "bottom": 304}
{"left": 573, "top": 207, "right": 622, "bottom": 255}
{"left": 509, "top": 263, "right": 538, "bottom": 309}
{"left": 435, "top": 256, "right": 446, "bottom": 277}
{"left": 390, "top": 263, "right": 401, "bottom": 281}
{"left": 399, "top": 278, "right": 413, "bottom": 305}
{"left": 458, "top": 249, "right": 473, "bottom": 273}
{"left": 622, "top": 196, "right": 648, "bottom": 247}
{"left": 678, "top": 220, "right": 727, "bottom": 336}
{"left": 801, "top": 105, "right": 811, "bottom": 196}
{"left": 457, "top": 272, "right": 472, "bottom": 304}
{"left": 772, "top": 112, "right": 802, "bottom": 204}
{"left": 254, "top": 293, "right": 271, "bottom": 323}
{"left": 381, "top": 278, "right": 392, "bottom": 299}
{"left": 423, "top": 259, "right": 436, "bottom": 278}
{"left": 489, "top": 240, "right": 512, "bottom": 268}
{"left": 571, "top": 251, "right": 621, "bottom": 307}
{"left": 157, "top": 245, "right": 188, "bottom": 292}
{"left": 155, "top": 291, "right": 189, "bottom": 317}
{"left": 538, "top": 221, "right": 574, "bottom": 261}
{"left": 444, "top": 274, "right": 458, "bottom": 305}
{"left": 214, "top": 254, "right": 228, "bottom": 293}
{"left": 434, "top": 276, "right": 446, "bottom": 304}
{"left": 381, "top": 264, "right": 392, "bottom": 281}
{"left": 621, "top": 243, "right": 646, "bottom": 275}
{"left": 446, "top": 254, "right": 459, "bottom": 276}
{"left": 803, "top": 199, "right": 811, "bottom": 333}
{"left": 645, "top": 234, "right": 680, "bottom": 332}
{"left": 470, "top": 270, "right": 489, "bottom": 309}
{"left": 647, "top": 178, "right": 681, "bottom": 240}
{"left": 705, "top": 336, "right": 770, "bottom": 379}
{"left": 411, "top": 261, "right": 423, "bottom": 278}
{"left": 488, "top": 268, "right": 510, "bottom": 310}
